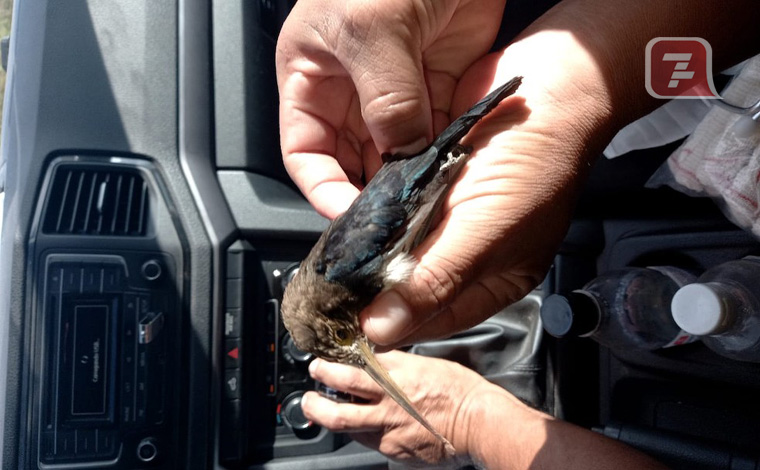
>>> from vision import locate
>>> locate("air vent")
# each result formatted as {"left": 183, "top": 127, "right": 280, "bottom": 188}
{"left": 42, "top": 166, "right": 149, "bottom": 236}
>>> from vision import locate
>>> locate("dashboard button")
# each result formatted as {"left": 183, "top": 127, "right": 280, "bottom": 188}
{"left": 224, "top": 308, "right": 241, "bottom": 338}
{"left": 225, "top": 339, "right": 242, "bottom": 369}
{"left": 81, "top": 267, "right": 100, "bottom": 292}
{"left": 97, "top": 429, "right": 116, "bottom": 455}
{"left": 47, "top": 268, "right": 62, "bottom": 293}
{"left": 56, "top": 431, "right": 76, "bottom": 457}
{"left": 62, "top": 267, "right": 81, "bottom": 293}
{"left": 226, "top": 279, "right": 242, "bottom": 309}
{"left": 282, "top": 333, "right": 312, "bottom": 363}
{"left": 226, "top": 251, "right": 244, "bottom": 279}
{"left": 219, "top": 399, "right": 245, "bottom": 462}
{"left": 224, "top": 370, "right": 242, "bottom": 400}
{"left": 102, "top": 266, "right": 122, "bottom": 291}
{"left": 141, "top": 259, "right": 162, "bottom": 281}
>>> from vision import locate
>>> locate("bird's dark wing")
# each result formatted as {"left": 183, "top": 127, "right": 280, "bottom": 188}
{"left": 318, "top": 167, "right": 409, "bottom": 285}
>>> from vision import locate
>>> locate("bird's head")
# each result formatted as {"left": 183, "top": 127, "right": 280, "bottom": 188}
{"left": 280, "top": 264, "right": 368, "bottom": 365}
{"left": 286, "top": 311, "right": 368, "bottom": 365}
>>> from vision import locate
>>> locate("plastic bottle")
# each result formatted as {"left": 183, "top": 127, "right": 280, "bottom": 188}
{"left": 541, "top": 266, "right": 696, "bottom": 350}
{"left": 671, "top": 256, "right": 760, "bottom": 363}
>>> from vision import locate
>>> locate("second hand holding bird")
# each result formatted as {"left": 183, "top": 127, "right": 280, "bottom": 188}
{"left": 280, "top": 77, "right": 523, "bottom": 457}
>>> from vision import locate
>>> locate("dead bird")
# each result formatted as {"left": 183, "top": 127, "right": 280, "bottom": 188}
{"left": 281, "top": 76, "right": 523, "bottom": 455}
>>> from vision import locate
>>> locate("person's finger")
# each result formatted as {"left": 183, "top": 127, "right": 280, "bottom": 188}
{"left": 336, "top": 4, "right": 434, "bottom": 155}
{"left": 283, "top": 151, "right": 361, "bottom": 219}
{"left": 308, "top": 358, "right": 384, "bottom": 400}
{"left": 277, "top": 68, "right": 362, "bottom": 217}
{"left": 300, "top": 392, "right": 384, "bottom": 433}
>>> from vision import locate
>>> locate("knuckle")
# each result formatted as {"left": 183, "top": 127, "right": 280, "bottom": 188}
{"left": 325, "top": 412, "right": 349, "bottom": 431}
{"left": 363, "top": 91, "right": 427, "bottom": 135}
{"left": 343, "top": 371, "right": 365, "bottom": 393}
{"left": 414, "top": 261, "right": 460, "bottom": 312}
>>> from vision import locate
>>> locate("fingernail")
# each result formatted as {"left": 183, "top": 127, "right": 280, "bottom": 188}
{"left": 308, "top": 358, "right": 320, "bottom": 377}
{"left": 300, "top": 392, "right": 308, "bottom": 409}
{"left": 389, "top": 137, "right": 428, "bottom": 156}
{"left": 361, "top": 290, "right": 413, "bottom": 345}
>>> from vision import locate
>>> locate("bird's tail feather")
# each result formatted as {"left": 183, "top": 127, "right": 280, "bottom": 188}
{"left": 431, "top": 76, "right": 523, "bottom": 151}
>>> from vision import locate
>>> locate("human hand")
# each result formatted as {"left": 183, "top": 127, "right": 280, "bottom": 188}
{"left": 276, "top": 0, "right": 634, "bottom": 347}
{"left": 301, "top": 350, "right": 504, "bottom": 467}
{"left": 276, "top": 0, "right": 508, "bottom": 219}
{"left": 302, "top": 351, "right": 672, "bottom": 470}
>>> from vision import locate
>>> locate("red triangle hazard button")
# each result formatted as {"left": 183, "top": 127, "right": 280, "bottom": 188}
{"left": 227, "top": 347, "right": 239, "bottom": 359}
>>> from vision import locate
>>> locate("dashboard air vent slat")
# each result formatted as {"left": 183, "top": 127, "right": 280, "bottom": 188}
{"left": 43, "top": 167, "right": 149, "bottom": 236}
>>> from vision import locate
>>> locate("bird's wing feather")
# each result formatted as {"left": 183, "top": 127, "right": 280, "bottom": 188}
{"left": 319, "top": 144, "right": 444, "bottom": 286}
{"left": 430, "top": 76, "right": 522, "bottom": 151}
{"left": 320, "top": 169, "right": 408, "bottom": 284}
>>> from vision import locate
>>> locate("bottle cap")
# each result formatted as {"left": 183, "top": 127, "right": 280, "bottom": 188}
{"left": 541, "top": 292, "right": 600, "bottom": 338}
{"left": 541, "top": 295, "right": 575, "bottom": 337}
{"left": 671, "top": 283, "right": 726, "bottom": 335}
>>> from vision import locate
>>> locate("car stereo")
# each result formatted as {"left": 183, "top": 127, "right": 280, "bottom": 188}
{"left": 33, "top": 252, "right": 176, "bottom": 468}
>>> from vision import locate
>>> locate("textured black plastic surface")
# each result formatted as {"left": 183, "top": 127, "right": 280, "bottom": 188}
{"left": 1, "top": 0, "right": 214, "bottom": 468}
{"left": 212, "top": 0, "right": 293, "bottom": 185}
{"left": 248, "top": 441, "right": 387, "bottom": 470}
{"left": 218, "top": 170, "right": 329, "bottom": 238}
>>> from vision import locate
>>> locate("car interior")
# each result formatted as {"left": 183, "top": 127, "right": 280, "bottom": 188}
{"left": 0, "top": 0, "right": 758, "bottom": 469}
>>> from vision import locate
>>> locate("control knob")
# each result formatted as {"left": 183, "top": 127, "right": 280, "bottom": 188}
{"left": 136, "top": 437, "right": 158, "bottom": 463}
{"left": 282, "top": 332, "right": 312, "bottom": 363}
{"left": 279, "top": 264, "right": 300, "bottom": 292}
{"left": 280, "top": 392, "right": 312, "bottom": 431}
{"left": 141, "top": 259, "right": 162, "bottom": 281}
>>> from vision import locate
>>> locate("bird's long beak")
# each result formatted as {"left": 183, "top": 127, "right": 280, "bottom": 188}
{"left": 356, "top": 340, "right": 455, "bottom": 455}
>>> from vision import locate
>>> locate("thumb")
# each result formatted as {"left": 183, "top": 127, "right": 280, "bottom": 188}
{"left": 360, "top": 196, "right": 546, "bottom": 346}
{"left": 360, "top": 210, "right": 481, "bottom": 345}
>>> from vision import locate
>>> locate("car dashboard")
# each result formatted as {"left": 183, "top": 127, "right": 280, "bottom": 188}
{"left": 0, "top": 1, "right": 758, "bottom": 469}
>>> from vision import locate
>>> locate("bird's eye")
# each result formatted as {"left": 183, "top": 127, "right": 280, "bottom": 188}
{"left": 334, "top": 328, "right": 353, "bottom": 346}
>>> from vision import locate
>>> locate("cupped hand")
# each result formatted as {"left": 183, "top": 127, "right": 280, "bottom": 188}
{"left": 301, "top": 351, "right": 500, "bottom": 467}
{"left": 277, "top": 0, "right": 621, "bottom": 347}
{"left": 276, "top": 0, "right": 507, "bottom": 218}
{"left": 360, "top": 35, "right": 619, "bottom": 347}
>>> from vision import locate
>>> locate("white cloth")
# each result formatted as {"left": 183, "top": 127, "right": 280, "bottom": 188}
{"left": 647, "top": 55, "right": 760, "bottom": 239}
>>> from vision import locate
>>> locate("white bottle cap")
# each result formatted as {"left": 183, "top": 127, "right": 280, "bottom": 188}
{"left": 671, "top": 283, "right": 726, "bottom": 336}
